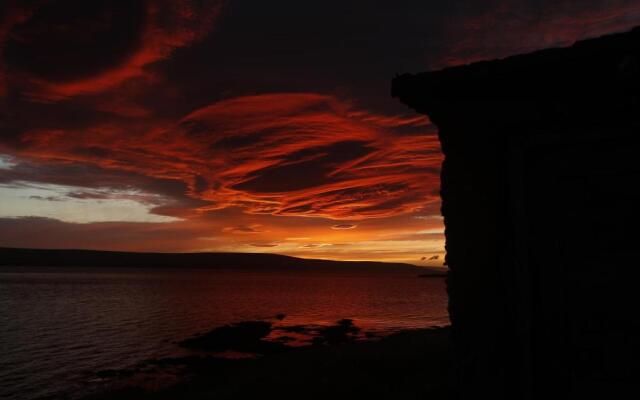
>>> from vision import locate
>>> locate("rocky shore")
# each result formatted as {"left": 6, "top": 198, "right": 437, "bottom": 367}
{"left": 81, "top": 320, "right": 453, "bottom": 400}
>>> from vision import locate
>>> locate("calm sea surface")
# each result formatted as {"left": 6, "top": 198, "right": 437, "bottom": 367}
{"left": 0, "top": 266, "right": 448, "bottom": 399}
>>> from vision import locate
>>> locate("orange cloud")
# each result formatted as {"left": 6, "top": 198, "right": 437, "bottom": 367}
{"left": 222, "top": 224, "right": 265, "bottom": 234}
{"left": 332, "top": 224, "right": 357, "bottom": 230}
{"left": 17, "top": 93, "right": 442, "bottom": 221}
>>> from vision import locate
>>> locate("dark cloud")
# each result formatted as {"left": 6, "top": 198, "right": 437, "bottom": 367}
{"left": 5, "top": 1, "right": 146, "bottom": 83}
{"left": 1, "top": 0, "right": 222, "bottom": 101}
{"left": 0, "top": 216, "right": 217, "bottom": 252}
{"left": 430, "top": 0, "right": 640, "bottom": 69}
{"left": 0, "top": 158, "right": 208, "bottom": 218}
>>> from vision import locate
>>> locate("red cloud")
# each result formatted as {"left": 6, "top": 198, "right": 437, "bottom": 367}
{"left": 1, "top": 0, "right": 222, "bottom": 101}
{"left": 17, "top": 93, "right": 441, "bottom": 220}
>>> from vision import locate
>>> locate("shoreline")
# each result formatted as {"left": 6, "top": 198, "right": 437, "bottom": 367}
{"left": 81, "top": 321, "right": 453, "bottom": 400}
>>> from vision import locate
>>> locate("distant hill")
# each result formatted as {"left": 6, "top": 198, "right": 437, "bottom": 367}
{"left": 0, "top": 247, "right": 446, "bottom": 275}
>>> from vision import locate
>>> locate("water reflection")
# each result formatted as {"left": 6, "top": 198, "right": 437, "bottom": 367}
{"left": 0, "top": 267, "right": 448, "bottom": 399}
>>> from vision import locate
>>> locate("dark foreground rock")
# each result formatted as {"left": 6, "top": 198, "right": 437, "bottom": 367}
{"left": 179, "top": 321, "right": 288, "bottom": 354}
{"left": 84, "top": 326, "right": 452, "bottom": 400}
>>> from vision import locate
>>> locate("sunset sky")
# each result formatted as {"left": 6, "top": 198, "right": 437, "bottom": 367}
{"left": 1, "top": 0, "right": 639, "bottom": 265}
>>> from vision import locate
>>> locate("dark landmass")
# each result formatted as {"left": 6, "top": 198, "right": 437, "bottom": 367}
{"left": 0, "top": 247, "right": 447, "bottom": 274}
{"left": 83, "top": 320, "right": 452, "bottom": 400}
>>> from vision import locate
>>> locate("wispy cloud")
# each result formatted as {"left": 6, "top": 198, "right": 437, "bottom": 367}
{"left": 16, "top": 93, "right": 441, "bottom": 220}
{"left": 332, "top": 224, "right": 357, "bottom": 230}
{"left": 222, "top": 224, "right": 265, "bottom": 234}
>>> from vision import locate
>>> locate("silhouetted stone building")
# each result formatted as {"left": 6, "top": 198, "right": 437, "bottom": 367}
{"left": 393, "top": 27, "right": 640, "bottom": 399}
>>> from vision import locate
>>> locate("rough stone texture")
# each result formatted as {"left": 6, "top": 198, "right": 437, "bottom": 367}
{"left": 393, "top": 27, "right": 640, "bottom": 399}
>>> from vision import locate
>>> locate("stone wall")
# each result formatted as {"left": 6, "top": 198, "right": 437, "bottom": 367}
{"left": 393, "top": 26, "right": 640, "bottom": 399}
